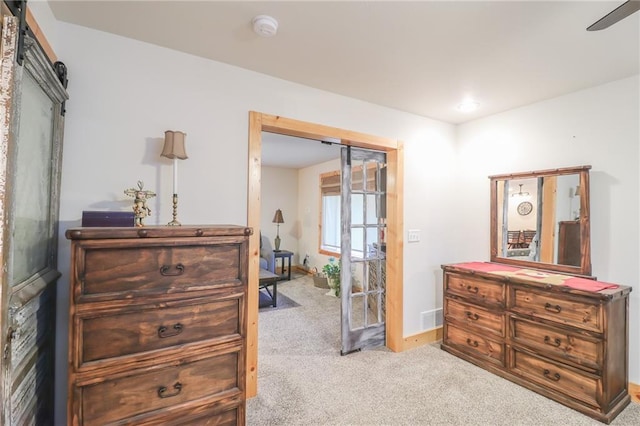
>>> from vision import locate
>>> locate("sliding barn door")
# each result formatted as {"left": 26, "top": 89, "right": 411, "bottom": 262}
{"left": 340, "top": 147, "right": 387, "bottom": 355}
{"left": 0, "top": 14, "right": 68, "bottom": 424}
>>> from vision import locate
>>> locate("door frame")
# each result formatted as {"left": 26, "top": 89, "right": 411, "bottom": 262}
{"left": 246, "top": 111, "right": 404, "bottom": 397}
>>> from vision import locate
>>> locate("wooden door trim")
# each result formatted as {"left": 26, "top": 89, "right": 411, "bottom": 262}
{"left": 246, "top": 112, "right": 404, "bottom": 397}
{"left": 25, "top": 7, "right": 57, "bottom": 64}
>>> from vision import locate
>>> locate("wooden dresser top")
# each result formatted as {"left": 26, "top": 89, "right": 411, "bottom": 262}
{"left": 442, "top": 261, "right": 631, "bottom": 300}
{"left": 66, "top": 225, "right": 253, "bottom": 240}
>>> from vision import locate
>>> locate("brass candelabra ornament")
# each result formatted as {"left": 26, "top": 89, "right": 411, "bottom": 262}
{"left": 124, "top": 181, "right": 156, "bottom": 227}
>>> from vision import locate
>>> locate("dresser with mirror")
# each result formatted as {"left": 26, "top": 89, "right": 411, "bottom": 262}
{"left": 441, "top": 165, "right": 631, "bottom": 424}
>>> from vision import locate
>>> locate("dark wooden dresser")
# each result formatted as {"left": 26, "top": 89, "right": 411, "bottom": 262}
{"left": 66, "top": 226, "right": 251, "bottom": 425}
{"left": 558, "top": 220, "right": 581, "bottom": 267}
{"left": 441, "top": 262, "right": 631, "bottom": 424}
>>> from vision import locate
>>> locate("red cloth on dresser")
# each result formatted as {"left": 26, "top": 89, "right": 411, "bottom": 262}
{"left": 451, "top": 262, "right": 618, "bottom": 292}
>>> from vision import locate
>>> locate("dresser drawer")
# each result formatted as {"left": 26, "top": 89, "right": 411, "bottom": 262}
{"left": 119, "top": 396, "right": 243, "bottom": 426}
{"left": 445, "top": 298, "right": 504, "bottom": 338}
{"left": 78, "top": 296, "right": 242, "bottom": 366}
{"left": 510, "top": 316, "right": 601, "bottom": 370}
{"left": 79, "top": 242, "right": 244, "bottom": 300}
{"left": 80, "top": 351, "right": 241, "bottom": 425}
{"left": 445, "top": 273, "right": 505, "bottom": 307}
{"left": 512, "top": 288, "right": 602, "bottom": 332}
{"left": 511, "top": 349, "right": 599, "bottom": 408}
{"left": 445, "top": 323, "right": 504, "bottom": 365}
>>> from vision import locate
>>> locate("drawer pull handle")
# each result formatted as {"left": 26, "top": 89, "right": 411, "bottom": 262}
{"left": 544, "top": 302, "right": 562, "bottom": 313}
{"left": 543, "top": 369, "right": 561, "bottom": 382}
{"left": 465, "top": 311, "right": 479, "bottom": 321}
{"left": 466, "top": 285, "right": 479, "bottom": 294}
{"left": 158, "top": 323, "right": 183, "bottom": 338}
{"left": 160, "top": 264, "right": 185, "bottom": 276}
{"left": 466, "top": 338, "right": 479, "bottom": 347}
{"left": 157, "top": 382, "right": 182, "bottom": 398}
{"left": 544, "top": 335, "right": 561, "bottom": 347}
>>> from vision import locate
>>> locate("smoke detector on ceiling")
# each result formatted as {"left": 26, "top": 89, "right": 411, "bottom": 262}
{"left": 252, "top": 15, "right": 278, "bottom": 37}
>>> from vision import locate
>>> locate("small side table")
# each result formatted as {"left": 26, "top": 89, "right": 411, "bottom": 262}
{"left": 273, "top": 250, "right": 294, "bottom": 281}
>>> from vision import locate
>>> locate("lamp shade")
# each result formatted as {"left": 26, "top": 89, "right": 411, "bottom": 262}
{"left": 161, "top": 130, "right": 188, "bottom": 160}
{"left": 272, "top": 209, "right": 284, "bottom": 224}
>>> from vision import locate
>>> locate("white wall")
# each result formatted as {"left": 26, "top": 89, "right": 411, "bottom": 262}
{"left": 49, "top": 19, "right": 457, "bottom": 424}
{"left": 31, "top": 4, "right": 638, "bottom": 422}
{"left": 260, "top": 166, "right": 299, "bottom": 261}
{"left": 456, "top": 75, "right": 640, "bottom": 383}
{"left": 297, "top": 158, "right": 341, "bottom": 272}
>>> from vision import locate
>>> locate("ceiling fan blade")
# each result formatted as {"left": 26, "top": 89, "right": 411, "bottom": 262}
{"left": 587, "top": 0, "right": 640, "bottom": 31}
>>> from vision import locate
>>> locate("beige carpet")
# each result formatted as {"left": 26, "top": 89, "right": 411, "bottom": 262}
{"left": 247, "top": 275, "right": 640, "bottom": 425}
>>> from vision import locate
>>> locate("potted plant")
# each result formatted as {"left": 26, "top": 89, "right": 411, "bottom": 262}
{"left": 322, "top": 257, "right": 341, "bottom": 297}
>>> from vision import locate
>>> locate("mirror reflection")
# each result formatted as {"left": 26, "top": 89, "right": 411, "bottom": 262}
{"left": 497, "top": 174, "right": 580, "bottom": 265}
{"left": 490, "top": 165, "right": 591, "bottom": 276}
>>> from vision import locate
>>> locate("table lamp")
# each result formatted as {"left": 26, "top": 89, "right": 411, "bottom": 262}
{"left": 272, "top": 209, "right": 284, "bottom": 251}
{"left": 161, "top": 130, "right": 188, "bottom": 226}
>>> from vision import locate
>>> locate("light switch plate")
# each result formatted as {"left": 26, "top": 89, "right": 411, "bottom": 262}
{"left": 408, "top": 229, "right": 420, "bottom": 242}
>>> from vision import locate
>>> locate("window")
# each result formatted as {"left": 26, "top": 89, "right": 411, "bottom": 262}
{"left": 319, "top": 165, "right": 385, "bottom": 256}
{"left": 320, "top": 171, "right": 341, "bottom": 255}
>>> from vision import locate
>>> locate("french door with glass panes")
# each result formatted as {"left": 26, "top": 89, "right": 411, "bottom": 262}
{"left": 340, "top": 147, "right": 387, "bottom": 355}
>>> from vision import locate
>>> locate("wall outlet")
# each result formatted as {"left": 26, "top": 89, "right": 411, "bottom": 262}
{"left": 408, "top": 229, "right": 420, "bottom": 242}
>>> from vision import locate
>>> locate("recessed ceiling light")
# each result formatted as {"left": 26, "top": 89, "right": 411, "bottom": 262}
{"left": 457, "top": 100, "right": 480, "bottom": 113}
{"left": 252, "top": 15, "right": 279, "bottom": 37}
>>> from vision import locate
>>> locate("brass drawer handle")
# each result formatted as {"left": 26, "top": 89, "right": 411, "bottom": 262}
{"left": 544, "top": 302, "right": 562, "bottom": 313}
{"left": 158, "top": 323, "right": 183, "bottom": 338}
{"left": 466, "top": 338, "right": 479, "bottom": 347}
{"left": 158, "top": 382, "right": 182, "bottom": 398}
{"left": 465, "top": 311, "right": 479, "bottom": 321}
{"left": 160, "top": 263, "right": 185, "bottom": 276}
{"left": 466, "top": 285, "right": 479, "bottom": 294}
{"left": 543, "top": 369, "right": 561, "bottom": 382}
{"left": 544, "top": 335, "right": 561, "bottom": 347}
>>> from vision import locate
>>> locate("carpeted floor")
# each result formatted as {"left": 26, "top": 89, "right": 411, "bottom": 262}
{"left": 247, "top": 275, "right": 640, "bottom": 425}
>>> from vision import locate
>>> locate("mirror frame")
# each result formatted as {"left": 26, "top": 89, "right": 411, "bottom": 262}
{"left": 489, "top": 165, "right": 592, "bottom": 276}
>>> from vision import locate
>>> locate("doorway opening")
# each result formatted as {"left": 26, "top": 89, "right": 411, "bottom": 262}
{"left": 246, "top": 112, "right": 404, "bottom": 397}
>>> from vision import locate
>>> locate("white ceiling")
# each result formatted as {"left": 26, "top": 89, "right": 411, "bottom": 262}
{"left": 261, "top": 132, "right": 342, "bottom": 168}
{"left": 47, "top": 0, "right": 640, "bottom": 167}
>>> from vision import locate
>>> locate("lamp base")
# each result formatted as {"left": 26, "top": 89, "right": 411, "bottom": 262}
{"left": 274, "top": 235, "right": 281, "bottom": 251}
{"left": 168, "top": 193, "right": 182, "bottom": 226}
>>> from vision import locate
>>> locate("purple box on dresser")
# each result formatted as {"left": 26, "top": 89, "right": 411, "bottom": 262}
{"left": 81, "top": 211, "right": 135, "bottom": 227}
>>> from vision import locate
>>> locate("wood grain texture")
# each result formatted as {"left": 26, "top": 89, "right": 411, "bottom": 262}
{"left": 82, "top": 352, "right": 239, "bottom": 424}
{"left": 67, "top": 226, "right": 248, "bottom": 425}
{"left": 80, "top": 297, "right": 241, "bottom": 363}
{"left": 540, "top": 176, "right": 557, "bottom": 263}
{"left": 630, "top": 383, "right": 640, "bottom": 404}
{"left": 558, "top": 221, "right": 581, "bottom": 267}
{"left": 1, "top": 19, "right": 67, "bottom": 425}
{"left": 0, "top": 16, "right": 18, "bottom": 423}
{"left": 246, "top": 111, "right": 262, "bottom": 398}
{"left": 402, "top": 327, "right": 442, "bottom": 351}
{"left": 385, "top": 141, "right": 404, "bottom": 352}
{"left": 260, "top": 113, "right": 397, "bottom": 151}
{"left": 445, "top": 298, "right": 504, "bottom": 337}
{"left": 26, "top": 6, "right": 57, "bottom": 64}
{"left": 446, "top": 274, "right": 505, "bottom": 308}
{"left": 441, "top": 265, "right": 631, "bottom": 424}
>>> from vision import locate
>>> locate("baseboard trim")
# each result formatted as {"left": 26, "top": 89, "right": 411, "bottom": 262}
{"left": 402, "top": 327, "right": 443, "bottom": 351}
{"left": 293, "top": 265, "right": 314, "bottom": 275}
{"left": 630, "top": 382, "right": 639, "bottom": 404}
